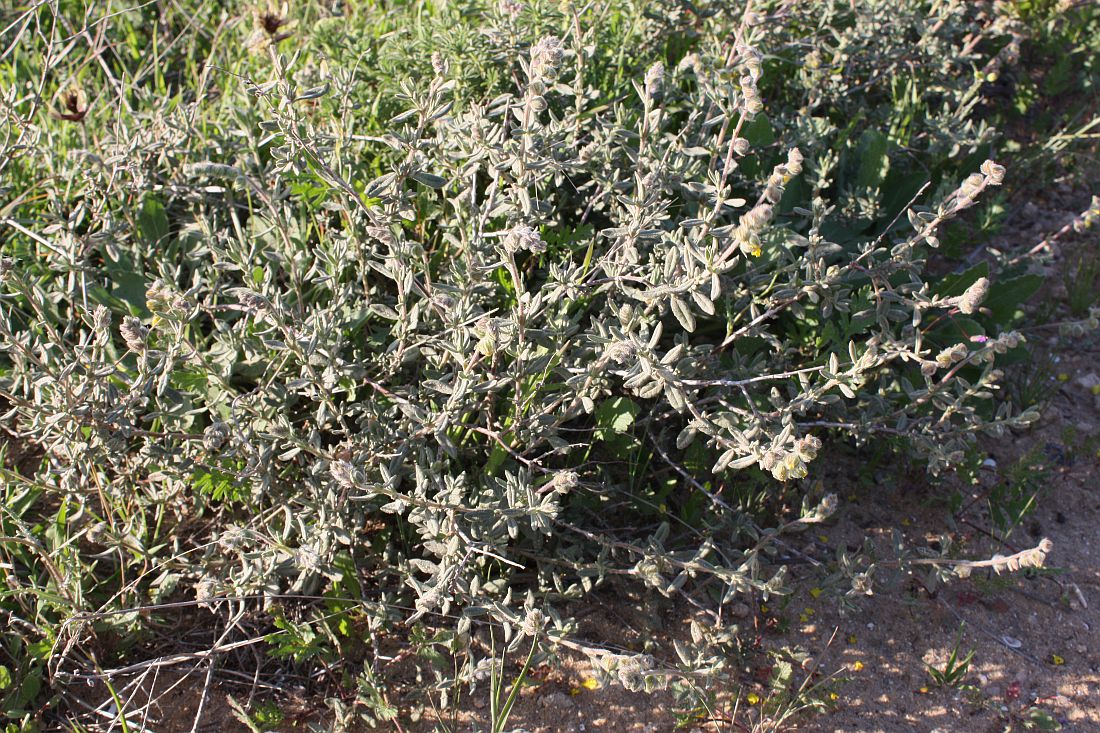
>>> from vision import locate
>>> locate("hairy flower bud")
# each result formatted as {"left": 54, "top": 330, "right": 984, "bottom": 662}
{"left": 603, "top": 339, "right": 635, "bottom": 365}
{"left": 786, "top": 147, "right": 804, "bottom": 177}
{"left": 239, "top": 290, "right": 269, "bottom": 315}
{"left": 120, "top": 316, "right": 148, "bottom": 352}
{"left": 959, "top": 173, "right": 985, "bottom": 201}
{"left": 431, "top": 52, "right": 448, "bottom": 76}
{"left": 91, "top": 305, "right": 112, "bottom": 342}
{"left": 146, "top": 280, "right": 189, "bottom": 319}
{"left": 677, "top": 53, "right": 702, "bottom": 75}
{"left": 519, "top": 607, "right": 546, "bottom": 637}
{"left": 935, "top": 343, "right": 968, "bottom": 367}
{"left": 644, "top": 61, "right": 665, "bottom": 100}
{"left": 547, "top": 470, "right": 578, "bottom": 494}
{"left": 529, "top": 36, "right": 563, "bottom": 84}
{"left": 795, "top": 435, "right": 821, "bottom": 461}
{"left": 784, "top": 453, "right": 808, "bottom": 480}
{"left": 330, "top": 459, "right": 358, "bottom": 489}
{"left": 195, "top": 577, "right": 217, "bottom": 603}
{"left": 980, "top": 159, "right": 1005, "bottom": 186}
{"left": 740, "top": 75, "right": 763, "bottom": 115}
{"left": 296, "top": 543, "right": 321, "bottom": 571}
{"left": 503, "top": 223, "right": 546, "bottom": 254}
{"left": 204, "top": 421, "right": 230, "bottom": 451}
{"left": 499, "top": 0, "right": 523, "bottom": 17}
{"left": 737, "top": 43, "right": 763, "bottom": 78}
{"left": 806, "top": 493, "right": 838, "bottom": 522}
{"left": 956, "top": 277, "right": 989, "bottom": 314}
{"left": 741, "top": 203, "right": 773, "bottom": 230}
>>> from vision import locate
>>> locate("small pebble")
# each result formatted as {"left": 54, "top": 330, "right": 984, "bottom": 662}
{"left": 729, "top": 602, "right": 751, "bottom": 618}
{"left": 540, "top": 692, "right": 575, "bottom": 711}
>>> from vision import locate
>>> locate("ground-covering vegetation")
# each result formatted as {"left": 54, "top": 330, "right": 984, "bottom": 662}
{"left": 1, "top": 0, "right": 1098, "bottom": 730}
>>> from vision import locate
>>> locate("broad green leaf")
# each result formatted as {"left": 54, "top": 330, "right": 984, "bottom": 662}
{"left": 982, "top": 274, "right": 1043, "bottom": 325}
{"left": 935, "top": 262, "right": 989, "bottom": 299}
{"left": 138, "top": 193, "right": 170, "bottom": 245}
{"left": 411, "top": 171, "right": 448, "bottom": 188}
{"left": 741, "top": 113, "right": 775, "bottom": 147}
{"left": 594, "top": 397, "right": 639, "bottom": 441}
{"left": 856, "top": 129, "right": 890, "bottom": 190}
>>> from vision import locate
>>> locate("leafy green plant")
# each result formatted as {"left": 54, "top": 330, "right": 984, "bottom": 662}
{"left": 1005, "top": 350, "right": 1059, "bottom": 415}
{"left": 926, "top": 627, "right": 976, "bottom": 688}
{"left": 489, "top": 634, "right": 539, "bottom": 733}
{"left": 1064, "top": 252, "right": 1100, "bottom": 317}
{"left": 988, "top": 449, "right": 1052, "bottom": 539}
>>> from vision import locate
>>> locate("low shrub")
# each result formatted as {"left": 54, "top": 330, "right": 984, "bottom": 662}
{"left": 0, "top": 0, "right": 1090, "bottom": 727}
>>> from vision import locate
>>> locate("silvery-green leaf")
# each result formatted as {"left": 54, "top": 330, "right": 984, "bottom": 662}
{"left": 411, "top": 171, "right": 447, "bottom": 189}
{"left": 670, "top": 296, "right": 695, "bottom": 332}
{"left": 295, "top": 83, "right": 329, "bottom": 101}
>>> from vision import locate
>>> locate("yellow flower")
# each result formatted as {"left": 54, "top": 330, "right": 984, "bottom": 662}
{"left": 581, "top": 677, "right": 601, "bottom": 689}
{"left": 852, "top": 661, "right": 864, "bottom": 672}
{"left": 1051, "top": 654, "right": 1065, "bottom": 666}
{"left": 809, "top": 587, "right": 823, "bottom": 599}
{"left": 746, "top": 692, "right": 761, "bottom": 705}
